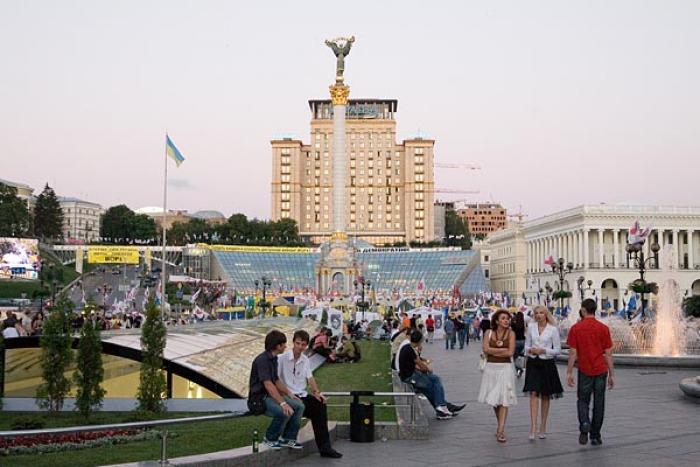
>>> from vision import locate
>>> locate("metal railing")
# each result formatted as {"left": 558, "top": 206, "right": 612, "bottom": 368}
{"left": 321, "top": 391, "right": 417, "bottom": 425}
{"left": 0, "top": 412, "right": 246, "bottom": 465}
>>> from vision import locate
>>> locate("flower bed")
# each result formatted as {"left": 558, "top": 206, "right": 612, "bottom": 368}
{"left": 0, "top": 429, "right": 161, "bottom": 456}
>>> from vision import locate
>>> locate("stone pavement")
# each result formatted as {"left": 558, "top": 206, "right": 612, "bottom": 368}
{"left": 295, "top": 339, "right": 700, "bottom": 467}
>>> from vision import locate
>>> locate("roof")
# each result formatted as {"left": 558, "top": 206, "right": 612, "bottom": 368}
{"left": 191, "top": 210, "right": 226, "bottom": 220}
{"left": 0, "top": 177, "right": 33, "bottom": 190}
{"left": 58, "top": 196, "right": 102, "bottom": 207}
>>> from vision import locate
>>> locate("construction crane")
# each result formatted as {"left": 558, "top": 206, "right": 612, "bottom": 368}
{"left": 434, "top": 188, "right": 480, "bottom": 194}
{"left": 434, "top": 163, "right": 481, "bottom": 171}
{"left": 507, "top": 205, "right": 528, "bottom": 223}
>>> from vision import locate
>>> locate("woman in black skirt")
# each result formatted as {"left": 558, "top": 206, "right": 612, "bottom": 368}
{"left": 523, "top": 305, "right": 563, "bottom": 440}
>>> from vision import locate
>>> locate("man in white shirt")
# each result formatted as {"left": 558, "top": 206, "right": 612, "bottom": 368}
{"left": 277, "top": 330, "right": 342, "bottom": 459}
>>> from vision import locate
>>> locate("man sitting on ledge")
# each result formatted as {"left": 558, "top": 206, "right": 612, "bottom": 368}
{"left": 249, "top": 330, "right": 305, "bottom": 450}
{"left": 278, "top": 330, "right": 343, "bottom": 459}
{"left": 398, "top": 330, "right": 465, "bottom": 419}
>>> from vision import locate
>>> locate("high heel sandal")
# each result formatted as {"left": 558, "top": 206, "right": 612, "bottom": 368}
{"left": 528, "top": 432, "right": 536, "bottom": 441}
{"left": 496, "top": 432, "right": 507, "bottom": 443}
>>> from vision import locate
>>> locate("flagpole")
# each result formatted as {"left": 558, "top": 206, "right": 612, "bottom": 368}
{"left": 161, "top": 133, "right": 168, "bottom": 321}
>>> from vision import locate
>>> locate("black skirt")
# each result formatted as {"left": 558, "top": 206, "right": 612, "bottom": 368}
{"left": 522, "top": 357, "right": 563, "bottom": 398}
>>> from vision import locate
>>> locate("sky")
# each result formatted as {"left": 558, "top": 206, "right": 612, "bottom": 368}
{"left": 1, "top": 0, "right": 699, "bottom": 221}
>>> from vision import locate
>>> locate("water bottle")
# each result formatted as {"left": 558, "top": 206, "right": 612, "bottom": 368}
{"left": 252, "top": 429, "right": 259, "bottom": 453}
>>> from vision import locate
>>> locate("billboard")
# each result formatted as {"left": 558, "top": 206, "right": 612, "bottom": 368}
{"left": 87, "top": 246, "right": 140, "bottom": 264}
{"left": 0, "top": 237, "right": 40, "bottom": 280}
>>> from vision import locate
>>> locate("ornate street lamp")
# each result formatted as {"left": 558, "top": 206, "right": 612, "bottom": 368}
{"left": 626, "top": 242, "right": 660, "bottom": 320}
{"left": 353, "top": 276, "right": 371, "bottom": 321}
{"left": 254, "top": 276, "right": 272, "bottom": 317}
{"left": 551, "top": 258, "right": 574, "bottom": 312}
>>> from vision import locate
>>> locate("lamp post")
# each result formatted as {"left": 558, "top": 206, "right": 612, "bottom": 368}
{"left": 626, "top": 241, "right": 660, "bottom": 321}
{"left": 353, "top": 276, "right": 371, "bottom": 321}
{"left": 544, "top": 284, "right": 553, "bottom": 307}
{"left": 97, "top": 283, "right": 113, "bottom": 311}
{"left": 551, "top": 258, "right": 574, "bottom": 312}
{"left": 577, "top": 276, "right": 586, "bottom": 302}
{"left": 254, "top": 276, "right": 272, "bottom": 317}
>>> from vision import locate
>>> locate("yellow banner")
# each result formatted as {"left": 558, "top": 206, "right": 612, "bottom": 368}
{"left": 202, "top": 244, "right": 313, "bottom": 254}
{"left": 87, "top": 246, "right": 140, "bottom": 264}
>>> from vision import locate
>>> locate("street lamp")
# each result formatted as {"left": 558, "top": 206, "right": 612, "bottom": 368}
{"left": 353, "top": 277, "right": 372, "bottom": 321}
{"left": 544, "top": 284, "right": 553, "bottom": 307}
{"left": 97, "top": 283, "right": 113, "bottom": 311}
{"left": 626, "top": 241, "right": 660, "bottom": 321}
{"left": 577, "top": 276, "right": 586, "bottom": 301}
{"left": 254, "top": 276, "right": 272, "bottom": 317}
{"left": 551, "top": 258, "right": 574, "bottom": 312}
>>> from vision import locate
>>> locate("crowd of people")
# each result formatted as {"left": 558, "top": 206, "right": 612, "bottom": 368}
{"left": 1, "top": 309, "right": 44, "bottom": 337}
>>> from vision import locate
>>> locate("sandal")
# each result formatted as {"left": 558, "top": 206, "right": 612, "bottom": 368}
{"left": 497, "top": 432, "right": 507, "bottom": 443}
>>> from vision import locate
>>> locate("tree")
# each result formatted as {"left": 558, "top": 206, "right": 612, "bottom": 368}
{"left": 683, "top": 295, "right": 700, "bottom": 318}
{"left": 36, "top": 295, "right": 73, "bottom": 412}
{"left": 0, "top": 183, "right": 32, "bottom": 237}
{"left": 445, "top": 208, "right": 472, "bottom": 249}
{"left": 73, "top": 301, "right": 106, "bottom": 420}
{"left": 132, "top": 214, "right": 157, "bottom": 243}
{"left": 100, "top": 205, "right": 135, "bottom": 244}
{"left": 33, "top": 184, "right": 64, "bottom": 241}
{"left": 137, "top": 296, "right": 167, "bottom": 413}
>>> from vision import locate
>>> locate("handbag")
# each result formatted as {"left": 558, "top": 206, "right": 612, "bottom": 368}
{"left": 247, "top": 394, "right": 266, "bottom": 415}
{"left": 515, "top": 355, "right": 526, "bottom": 369}
{"left": 479, "top": 353, "right": 487, "bottom": 372}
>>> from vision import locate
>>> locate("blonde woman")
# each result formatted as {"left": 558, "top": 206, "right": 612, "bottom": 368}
{"left": 523, "top": 305, "right": 563, "bottom": 440}
{"left": 478, "top": 309, "right": 517, "bottom": 443}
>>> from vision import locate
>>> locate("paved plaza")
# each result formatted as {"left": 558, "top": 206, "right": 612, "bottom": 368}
{"left": 296, "top": 340, "right": 700, "bottom": 467}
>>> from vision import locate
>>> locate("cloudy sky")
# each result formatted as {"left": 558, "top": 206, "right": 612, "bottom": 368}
{"left": 1, "top": 1, "right": 698, "bottom": 220}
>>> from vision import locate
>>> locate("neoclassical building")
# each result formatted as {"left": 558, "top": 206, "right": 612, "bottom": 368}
{"left": 489, "top": 205, "right": 700, "bottom": 308}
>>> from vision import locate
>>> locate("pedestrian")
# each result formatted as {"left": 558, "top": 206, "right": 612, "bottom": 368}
{"left": 478, "top": 309, "right": 517, "bottom": 443}
{"left": 472, "top": 316, "right": 481, "bottom": 341}
{"left": 443, "top": 314, "right": 456, "bottom": 350}
{"left": 479, "top": 312, "right": 492, "bottom": 341}
{"left": 566, "top": 298, "right": 615, "bottom": 446}
{"left": 248, "top": 330, "right": 305, "bottom": 450}
{"left": 277, "top": 330, "right": 342, "bottom": 458}
{"left": 456, "top": 315, "right": 467, "bottom": 349}
{"left": 522, "top": 305, "right": 563, "bottom": 440}
{"left": 511, "top": 311, "right": 526, "bottom": 377}
{"left": 425, "top": 315, "right": 435, "bottom": 344}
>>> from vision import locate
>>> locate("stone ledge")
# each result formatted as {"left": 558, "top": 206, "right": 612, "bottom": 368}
{"left": 391, "top": 372, "right": 430, "bottom": 440}
{"left": 679, "top": 376, "right": 700, "bottom": 402}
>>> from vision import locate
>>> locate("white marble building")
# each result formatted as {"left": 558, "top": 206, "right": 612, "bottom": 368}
{"left": 489, "top": 205, "right": 700, "bottom": 309}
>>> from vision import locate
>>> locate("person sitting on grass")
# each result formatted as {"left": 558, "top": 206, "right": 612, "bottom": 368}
{"left": 312, "top": 328, "right": 336, "bottom": 362}
{"left": 335, "top": 336, "right": 361, "bottom": 363}
{"left": 398, "top": 330, "right": 465, "bottom": 419}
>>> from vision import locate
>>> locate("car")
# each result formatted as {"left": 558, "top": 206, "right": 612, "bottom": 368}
{"left": 112, "top": 268, "right": 122, "bottom": 275}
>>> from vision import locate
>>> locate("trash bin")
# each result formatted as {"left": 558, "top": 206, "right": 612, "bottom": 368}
{"left": 349, "top": 391, "right": 375, "bottom": 443}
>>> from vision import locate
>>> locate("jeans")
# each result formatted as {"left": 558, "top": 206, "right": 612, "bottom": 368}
{"left": 445, "top": 332, "right": 456, "bottom": 349}
{"left": 302, "top": 395, "right": 332, "bottom": 452}
{"left": 457, "top": 329, "right": 468, "bottom": 348}
{"left": 577, "top": 372, "right": 607, "bottom": 439}
{"left": 404, "top": 371, "right": 446, "bottom": 408}
{"left": 264, "top": 395, "right": 305, "bottom": 442}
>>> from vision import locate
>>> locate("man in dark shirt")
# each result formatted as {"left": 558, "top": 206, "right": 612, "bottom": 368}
{"left": 398, "top": 331, "right": 465, "bottom": 420}
{"left": 249, "top": 330, "right": 305, "bottom": 450}
{"left": 566, "top": 299, "right": 615, "bottom": 446}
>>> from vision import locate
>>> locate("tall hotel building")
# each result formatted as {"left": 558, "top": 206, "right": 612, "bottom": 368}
{"left": 271, "top": 99, "right": 435, "bottom": 245}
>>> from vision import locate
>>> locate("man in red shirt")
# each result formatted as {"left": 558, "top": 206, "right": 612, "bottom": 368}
{"left": 566, "top": 298, "right": 614, "bottom": 446}
{"left": 425, "top": 315, "right": 435, "bottom": 344}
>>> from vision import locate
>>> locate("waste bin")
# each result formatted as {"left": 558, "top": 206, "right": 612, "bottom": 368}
{"left": 349, "top": 391, "right": 375, "bottom": 443}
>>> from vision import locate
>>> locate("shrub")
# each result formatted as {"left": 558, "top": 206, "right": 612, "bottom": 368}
{"left": 683, "top": 296, "right": 700, "bottom": 318}
{"left": 36, "top": 295, "right": 73, "bottom": 412}
{"left": 11, "top": 416, "right": 46, "bottom": 430}
{"left": 73, "top": 307, "right": 106, "bottom": 420}
{"left": 137, "top": 296, "right": 167, "bottom": 414}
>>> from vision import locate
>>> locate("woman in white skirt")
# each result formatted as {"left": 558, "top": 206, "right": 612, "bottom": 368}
{"left": 478, "top": 309, "right": 517, "bottom": 443}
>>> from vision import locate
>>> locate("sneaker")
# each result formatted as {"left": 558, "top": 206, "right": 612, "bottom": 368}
{"left": 263, "top": 438, "right": 282, "bottom": 450}
{"left": 516, "top": 369, "right": 523, "bottom": 378}
{"left": 320, "top": 449, "right": 343, "bottom": 458}
{"left": 435, "top": 410, "right": 453, "bottom": 420}
{"left": 591, "top": 437, "right": 603, "bottom": 446}
{"left": 280, "top": 439, "right": 304, "bottom": 450}
{"left": 579, "top": 422, "right": 590, "bottom": 445}
{"left": 447, "top": 402, "right": 466, "bottom": 413}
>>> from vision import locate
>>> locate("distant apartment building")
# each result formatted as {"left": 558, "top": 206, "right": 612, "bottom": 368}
{"left": 271, "top": 98, "right": 435, "bottom": 245}
{"left": 59, "top": 197, "right": 102, "bottom": 242}
{"left": 457, "top": 203, "right": 507, "bottom": 236}
{"left": 0, "top": 177, "right": 35, "bottom": 208}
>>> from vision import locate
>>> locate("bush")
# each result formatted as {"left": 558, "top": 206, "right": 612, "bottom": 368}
{"left": 137, "top": 296, "right": 167, "bottom": 414}
{"left": 36, "top": 295, "right": 73, "bottom": 412}
{"left": 552, "top": 290, "right": 572, "bottom": 300}
{"left": 11, "top": 416, "right": 46, "bottom": 430}
{"left": 683, "top": 296, "right": 700, "bottom": 318}
{"left": 73, "top": 314, "right": 106, "bottom": 421}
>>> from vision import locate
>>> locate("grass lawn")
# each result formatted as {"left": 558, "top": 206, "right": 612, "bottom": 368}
{"left": 313, "top": 339, "right": 396, "bottom": 422}
{"left": 1, "top": 340, "right": 394, "bottom": 465}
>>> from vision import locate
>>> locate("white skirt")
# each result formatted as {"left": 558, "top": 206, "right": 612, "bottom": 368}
{"left": 477, "top": 362, "right": 518, "bottom": 407}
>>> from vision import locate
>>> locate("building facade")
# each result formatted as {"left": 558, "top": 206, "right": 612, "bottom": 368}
{"left": 487, "top": 204, "right": 700, "bottom": 308}
{"left": 457, "top": 203, "right": 507, "bottom": 236}
{"left": 59, "top": 197, "right": 102, "bottom": 243}
{"left": 271, "top": 99, "right": 435, "bottom": 245}
{"left": 488, "top": 225, "right": 527, "bottom": 295}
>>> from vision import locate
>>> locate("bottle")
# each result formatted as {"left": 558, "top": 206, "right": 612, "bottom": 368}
{"left": 252, "top": 429, "right": 259, "bottom": 453}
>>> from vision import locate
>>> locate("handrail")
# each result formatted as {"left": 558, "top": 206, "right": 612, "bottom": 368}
{"left": 322, "top": 391, "right": 414, "bottom": 397}
{"left": 0, "top": 411, "right": 246, "bottom": 438}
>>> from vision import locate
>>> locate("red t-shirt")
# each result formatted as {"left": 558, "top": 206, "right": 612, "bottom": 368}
{"left": 567, "top": 317, "right": 613, "bottom": 376}
{"left": 425, "top": 318, "right": 435, "bottom": 331}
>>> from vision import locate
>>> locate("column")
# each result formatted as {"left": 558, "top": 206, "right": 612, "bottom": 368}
{"left": 598, "top": 229, "right": 605, "bottom": 268}
{"left": 583, "top": 229, "right": 590, "bottom": 268}
{"left": 557, "top": 235, "right": 563, "bottom": 259}
{"left": 330, "top": 83, "right": 350, "bottom": 233}
{"left": 688, "top": 230, "right": 694, "bottom": 270}
{"left": 657, "top": 229, "right": 664, "bottom": 252}
{"left": 613, "top": 229, "right": 619, "bottom": 269}
{"left": 672, "top": 230, "right": 679, "bottom": 266}
{"left": 527, "top": 241, "right": 532, "bottom": 273}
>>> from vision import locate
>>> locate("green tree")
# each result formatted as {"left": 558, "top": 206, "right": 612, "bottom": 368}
{"left": 100, "top": 205, "right": 135, "bottom": 244}
{"left": 137, "top": 296, "right": 167, "bottom": 413}
{"left": 0, "top": 183, "right": 32, "bottom": 237}
{"left": 683, "top": 295, "right": 700, "bottom": 318}
{"left": 445, "top": 208, "right": 472, "bottom": 249}
{"left": 33, "top": 184, "right": 64, "bottom": 241}
{"left": 132, "top": 214, "right": 157, "bottom": 243}
{"left": 36, "top": 295, "right": 73, "bottom": 412}
{"left": 73, "top": 301, "right": 106, "bottom": 420}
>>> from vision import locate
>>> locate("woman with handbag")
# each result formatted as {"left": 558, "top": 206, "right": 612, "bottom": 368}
{"left": 477, "top": 309, "right": 517, "bottom": 443}
{"left": 522, "top": 305, "right": 563, "bottom": 440}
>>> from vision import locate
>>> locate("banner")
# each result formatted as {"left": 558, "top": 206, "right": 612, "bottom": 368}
{"left": 328, "top": 308, "right": 343, "bottom": 336}
{"left": 75, "top": 247, "right": 83, "bottom": 274}
{"left": 87, "top": 246, "right": 140, "bottom": 264}
{"left": 205, "top": 244, "right": 313, "bottom": 254}
{"left": 0, "top": 237, "right": 40, "bottom": 280}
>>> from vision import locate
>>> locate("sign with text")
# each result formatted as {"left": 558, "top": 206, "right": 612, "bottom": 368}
{"left": 87, "top": 246, "right": 140, "bottom": 264}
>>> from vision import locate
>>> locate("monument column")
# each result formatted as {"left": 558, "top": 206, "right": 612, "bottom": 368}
{"left": 330, "top": 84, "right": 350, "bottom": 234}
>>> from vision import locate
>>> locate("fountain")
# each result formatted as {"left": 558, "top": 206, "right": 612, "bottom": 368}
{"left": 559, "top": 245, "right": 700, "bottom": 368}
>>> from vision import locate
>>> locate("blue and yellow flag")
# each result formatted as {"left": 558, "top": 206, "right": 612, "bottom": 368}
{"left": 166, "top": 134, "right": 185, "bottom": 167}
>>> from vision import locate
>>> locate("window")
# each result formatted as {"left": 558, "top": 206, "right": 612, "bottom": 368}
{"left": 415, "top": 174, "right": 424, "bottom": 182}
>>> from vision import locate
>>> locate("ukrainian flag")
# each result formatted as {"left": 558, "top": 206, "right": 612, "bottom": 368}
{"left": 166, "top": 134, "right": 185, "bottom": 167}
